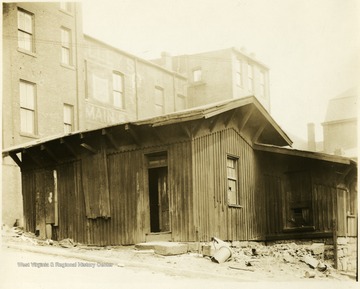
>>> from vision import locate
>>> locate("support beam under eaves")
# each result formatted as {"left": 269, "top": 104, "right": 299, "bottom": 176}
{"left": 102, "top": 129, "right": 119, "bottom": 149}
{"left": 125, "top": 124, "right": 141, "bottom": 145}
{"left": 9, "top": 152, "right": 22, "bottom": 167}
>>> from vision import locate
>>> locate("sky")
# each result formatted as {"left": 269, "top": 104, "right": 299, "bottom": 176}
{"left": 81, "top": 0, "right": 359, "bottom": 142}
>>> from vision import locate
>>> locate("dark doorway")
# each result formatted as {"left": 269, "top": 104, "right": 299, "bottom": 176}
{"left": 148, "top": 167, "right": 170, "bottom": 232}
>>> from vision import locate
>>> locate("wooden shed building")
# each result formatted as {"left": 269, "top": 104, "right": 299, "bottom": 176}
{"left": 3, "top": 96, "right": 357, "bottom": 249}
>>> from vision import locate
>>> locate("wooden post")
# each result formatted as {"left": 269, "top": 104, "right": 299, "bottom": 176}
{"left": 332, "top": 219, "right": 338, "bottom": 269}
{"left": 53, "top": 170, "right": 58, "bottom": 227}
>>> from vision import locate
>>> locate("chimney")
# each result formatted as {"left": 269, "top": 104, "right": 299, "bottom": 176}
{"left": 307, "top": 123, "right": 316, "bottom": 151}
{"left": 161, "top": 51, "right": 172, "bottom": 70}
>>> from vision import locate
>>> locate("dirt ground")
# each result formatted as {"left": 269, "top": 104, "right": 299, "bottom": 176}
{"left": 1, "top": 226, "right": 356, "bottom": 283}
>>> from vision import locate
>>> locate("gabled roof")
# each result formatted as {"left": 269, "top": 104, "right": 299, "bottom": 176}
{"left": 3, "top": 96, "right": 292, "bottom": 156}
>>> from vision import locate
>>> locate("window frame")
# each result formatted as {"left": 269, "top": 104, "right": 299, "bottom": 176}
{"left": 235, "top": 60, "right": 243, "bottom": 87}
{"left": 176, "top": 94, "right": 186, "bottom": 111}
{"left": 112, "top": 72, "right": 125, "bottom": 109}
{"left": 17, "top": 8, "right": 34, "bottom": 53}
{"left": 192, "top": 68, "right": 202, "bottom": 82}
{"left": 226, "top": 155, "right": 242, "bottom": 207}
{"left": 283, "top": 171, "right": 314, "bottom": 232}
{"left": 247, "top": 63, "right": 254, "bottom": 92}
{"left": 60, "top": 2, "right": 73, "bottom": 14}
{"left": 154, "top": 86, "right": 165, "bottom": 114}
{"left": 19, "top": 80, "right": 37, "bottom": 136}
{"left": 259, "top": 70, "right": 266, "bottom": 98}
{"left": 61, "top": 27, "right": 72, "bottom": 66}
{"left": 63, "top": 103, "right": 74, "bottom": 133}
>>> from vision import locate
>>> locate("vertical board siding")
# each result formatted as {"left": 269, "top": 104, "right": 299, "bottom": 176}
{"left": 107, "top": 150, "right": 145, "bottom": 245}
{"left": 262, "top": 155, "right": 340, "bottom": 237}
{"left": 264, "top": 174, "right": 282, "bottom": 234}
{"left": 22, "top": 140, "right": 194, "bottom": 246}
{"left": 168, "top": 142, "right": 194, "bottom": 241}
{"left": 313, "top": 184, "right": 337, "bottom": 233}
{"left": 192, "top": 128, "right": 261, "bottom": 241}
{"left": 81, "top": 152, "right": 111, "bottom": 218}
{"left": 57, "top": 161, "right": 88, "bottom": 244}
{"left": 22, "top": 171, "right": 36, "bottom": 233}
{"left": 336, "top": 188, "right": 347, "bottom": 237}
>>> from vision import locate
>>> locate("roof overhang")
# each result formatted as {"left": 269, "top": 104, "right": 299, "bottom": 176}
{"left": 3, "top": 96, "right": 292, "bottom": 158}
{"left": 254, "top": 143, "right": 356, "bottom": 165}
{"left": 134, "top": 96, "right": 292, "bottom": 146}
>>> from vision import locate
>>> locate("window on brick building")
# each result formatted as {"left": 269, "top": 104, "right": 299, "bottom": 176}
{"left": 61, "top": 27, "right": 72, "bottom": 65}
{"left": 63, "top": 104, "right": 74, "bottom": 133}
{"left": 155, "top": 86, "right": 164, "bottom": 114}
{"left": 247, "top": 64, "right": 253, "bottom": 92}
{"left": 20, "top": 80, "right": 36, "bottom": 135}
{"left": 260, "top": 71, "right": 266, "bottom": 98}
{"left": 60, "top": 2, "right": 73, "bottom": 13}
{"left": 193, "top": 68, "right": 202, "bottom": 82}
{"left": 17, "top": 8, "right": 34, "bottom": 52}
{"left": 176, "top": 94, "right": 186, "bottom": 111}
{"left": 112, "top": 72, "right": 124, "bottom": 109}
{"left": 235, "top": 60, "right": 243, "bottom": 87}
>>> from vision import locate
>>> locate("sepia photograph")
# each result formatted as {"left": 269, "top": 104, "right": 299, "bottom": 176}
{"left": 1, "top": 0, "right": 358, "bottom": 288}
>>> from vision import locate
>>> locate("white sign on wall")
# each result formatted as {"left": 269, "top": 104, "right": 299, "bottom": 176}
{"left": 85, "top": 102, "right": 125, "bottom": 124}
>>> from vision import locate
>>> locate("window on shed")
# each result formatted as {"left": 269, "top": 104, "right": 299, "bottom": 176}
{"left": 227, "top": 156, "right": 240, "bottom": 206}
{"left": 284, "top": 171, "right": 313, "bottom": 230}
{"left": 18, "top": 8, "right": 34, "bottom": 52}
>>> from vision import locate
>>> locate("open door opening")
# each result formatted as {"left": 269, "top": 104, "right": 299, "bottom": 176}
{"left": 148, "top": 167, "right": 170, "bottom": 233}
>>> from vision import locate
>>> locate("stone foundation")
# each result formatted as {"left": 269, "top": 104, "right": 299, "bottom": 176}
{"left": 336, "top": 237, "right": 357, "bottom": 273}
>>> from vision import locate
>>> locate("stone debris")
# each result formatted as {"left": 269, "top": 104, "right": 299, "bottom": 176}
{"left": 304, "top": 271, "right": 316, "bottom": 278}
{"left": 302, "top": 254, "right": 319, "bottom": 269}
{"left": 154, "top": 242, "right": 188, "bottom": 256}
{"left": 135, "top": 242, "right": 188, "bottom": 256}
{"left": 317, "top": 262, "right": 327, "bottom": 272}
{"left": 310, "top": 243, "right": 325, "bottom": 256}
{"left": 283, "top": 252, "right": 296, "bottom": 264}
{"left": 59, "top": 238, "right": 75, "bottom": 248}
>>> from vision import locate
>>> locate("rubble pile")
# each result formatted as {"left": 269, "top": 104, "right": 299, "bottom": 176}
{"left": 2, "top": 226, "right": 78, "bottom": 248}
{"left": 224, "top": 241, "right": 334, "bottom": 278}
{"left": 2, "top": 226, "right": 354, "bottom": 280}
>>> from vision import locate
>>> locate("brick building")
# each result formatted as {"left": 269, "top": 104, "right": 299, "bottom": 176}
{"left": 153, "top": 48, "right": 270, "bottom": 111}
{"left": 2, "top": 2, "right": 187, "bottom": 226}
{"left": 322, "top": 87, "right": 358, "bottom": 159}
